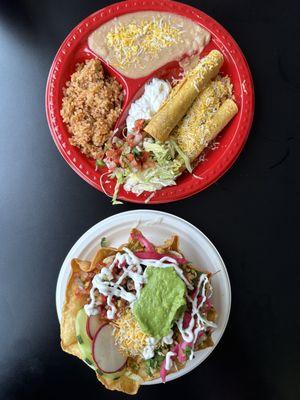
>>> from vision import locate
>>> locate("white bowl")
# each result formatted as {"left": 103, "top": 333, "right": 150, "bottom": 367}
{"left": 56, "top": 210, "right": 231, "bottom": 384}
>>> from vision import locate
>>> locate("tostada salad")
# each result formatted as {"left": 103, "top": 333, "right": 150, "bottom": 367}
{"left": 61, "top": 230, "right": 217, "bottom": 394}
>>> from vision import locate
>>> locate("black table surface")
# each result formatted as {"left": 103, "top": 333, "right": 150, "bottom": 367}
{"left": 1, "top": 0, "right": 299, "bottom": 399}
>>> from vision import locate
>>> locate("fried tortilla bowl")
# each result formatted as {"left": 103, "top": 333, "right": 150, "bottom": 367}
{"left": 60, "top": 229, "right": 217, "bottom": 394}
{"left": 61, "top": 246, "right": 141, "bottom": 394}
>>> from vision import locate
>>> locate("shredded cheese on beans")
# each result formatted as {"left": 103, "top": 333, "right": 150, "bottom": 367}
{"left": 106, "top": 16, "right": 183, "bottom": 69}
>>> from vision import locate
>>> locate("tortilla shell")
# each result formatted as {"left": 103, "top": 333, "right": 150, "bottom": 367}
{"left": 60, "top": 248, "right": 117, "bottom": 358}
{"left": 97, "top": 374, "right": 140, "bottom": 395}
{"left": 60, "top": 259, "right": 91, "bottom": 359}
{"left": 91, "top": 247, "right": 117, "bottom": 270}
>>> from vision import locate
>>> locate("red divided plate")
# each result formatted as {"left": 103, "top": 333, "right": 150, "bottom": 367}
{"left": 46, "top": 0, "right": 254, "bottom": 204}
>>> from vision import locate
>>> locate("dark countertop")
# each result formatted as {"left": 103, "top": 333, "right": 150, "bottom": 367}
{"left": 0, "top": 1, "right": 299, "bottom": 399}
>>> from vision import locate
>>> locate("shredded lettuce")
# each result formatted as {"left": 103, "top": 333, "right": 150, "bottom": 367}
{"left": 169, "top": 139, "right": 193, "bottom": 173}
{"left": 108, "top": 139, "right": 191, "bottom": 202}
{"left": 123, "top": 141, "right": 183, "bottom": 195}
{"left": 112, "top": 182, "right": 123, "bottom": 205}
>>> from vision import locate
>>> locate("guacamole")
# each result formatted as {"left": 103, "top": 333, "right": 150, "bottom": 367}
{"left": 133, "top": 267, "right": 186, "bottom": 338}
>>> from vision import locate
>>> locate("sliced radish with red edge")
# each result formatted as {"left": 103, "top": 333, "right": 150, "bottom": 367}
{"left": 92, "top": 323, "right": 127, "bottom": 373}
{"left": 86, "top": 315, "right": 106, "bottom": 340}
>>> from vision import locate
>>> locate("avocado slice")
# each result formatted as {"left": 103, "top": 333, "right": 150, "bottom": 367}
{"left": 75, "top": 308, "right": 125, "bottom": 379}
{"left": 75, "top": 308, "right": 95, "bottom": 368}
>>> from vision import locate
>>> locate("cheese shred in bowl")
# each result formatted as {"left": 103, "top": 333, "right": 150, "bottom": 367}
{"left": 113, "top": 309, "right": 150, "bottom": 357}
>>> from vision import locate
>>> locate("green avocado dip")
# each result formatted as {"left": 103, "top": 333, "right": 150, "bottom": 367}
{"left": 133, "top": 266, "right": 186, "bottom": 339}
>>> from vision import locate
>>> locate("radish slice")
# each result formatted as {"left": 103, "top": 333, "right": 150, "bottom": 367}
{"left": 86, "top": 315, "right": 105, "bottom": 340}
{"left": 92, "top": 323, "right": 127, "bottom": 373}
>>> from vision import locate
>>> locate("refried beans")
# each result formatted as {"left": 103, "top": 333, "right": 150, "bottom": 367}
{"left": 88, "top": 11, "right": 210, "bottom": 79}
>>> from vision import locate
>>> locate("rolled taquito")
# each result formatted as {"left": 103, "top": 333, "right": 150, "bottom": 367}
{"left": 174, "top": 96, "right": 238, "bottom": 162}
{"left": 144, "top": 50, "right": 224, "bottom": 142}
{"left": 172, "top": 76, "right": 235, "bottom": 161}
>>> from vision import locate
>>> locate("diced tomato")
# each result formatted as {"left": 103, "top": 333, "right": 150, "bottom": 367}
{"left": 128, "top": 141, "right": 135, "bottom": 149}
{"left": 133, "top": 119, "right": 145, "bottom": 132}
{"left": 131, "top": 159, "right": 140, "bottom": 168}
{"left": 126, "top": 134, "right": 137, "bottom": 148}
{"left": 106, "top": 149, "right": 115, "bottom": 158}
{"left": 105, "top": 148, "right": 122, "bottom": 166}
{"left": 126, "top": 153, "right": 134, "bottom": 162}
{"left": 140, "top": 151, "right": 150, "bottom": 162}
{"left": 100, "top": 295, "right": 107, "bottom": 305}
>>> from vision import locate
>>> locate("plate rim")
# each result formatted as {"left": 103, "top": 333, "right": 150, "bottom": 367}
{"left": 45, "top": 0, "right": 254, "bottom": 204}
{"left": 55, "top": 209, "right": 232, "bottom": 384}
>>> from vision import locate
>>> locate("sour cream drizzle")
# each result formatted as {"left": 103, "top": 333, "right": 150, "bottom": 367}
{"left": 176, "top": 273, "right": 217, "bottom": 359}
{"left": 84, "top": 248, "right": 193, "bottom": 318}
{"left": 165, "top": 351, "right": 176, "bottom": 370}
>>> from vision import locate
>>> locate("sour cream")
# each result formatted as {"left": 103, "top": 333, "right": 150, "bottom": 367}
{"left": 142, "top": 337, "right": 158, "bottom": 360}
{"left": 162, "top": 329, "right": 174, "bottom": 345}
{"left": 126, "top": 78, "right": 171, "bottom": 133}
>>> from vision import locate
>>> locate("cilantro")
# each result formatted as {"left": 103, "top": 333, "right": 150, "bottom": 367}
{"left": 96, "top": 369, "right": 103, "bottom": 376}
{"left": 131, "top": 362, "right": 139, "bottom": 371}
{"left": 76, "top": 335, "right": 83, "bottom": 344}
{"left": 132, "top": 147, "right": 140, "bottom": 158}
{"left": 84, "top": 358, "right": 93, "bottom": 365}
{"left": 145, "top": 359, "right": 153, "bottom": 377}
{"left": 100, "top": 237, "right": 109, "bottom": 247}
{"left": 145, "top": 353, "right": 165, "bottom": 376}
{"left": 184, "top": 346, "right": 192, "bottom": 359}
{"left": 96, "top": 159, "right": 105, "bottom": 167}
